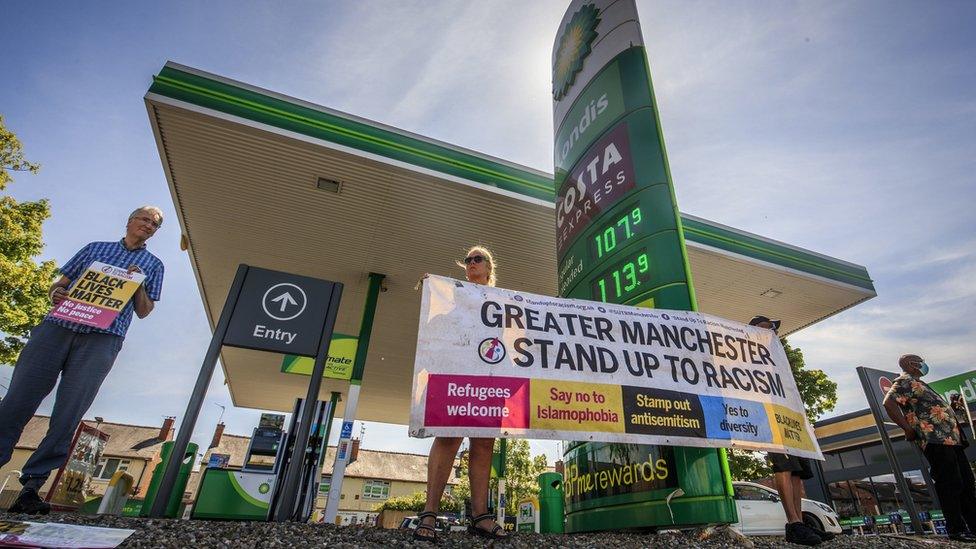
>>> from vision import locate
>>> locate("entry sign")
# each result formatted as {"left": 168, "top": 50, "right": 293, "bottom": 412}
{"left": 224, "top": 267, "right": 338, "bottom": 357}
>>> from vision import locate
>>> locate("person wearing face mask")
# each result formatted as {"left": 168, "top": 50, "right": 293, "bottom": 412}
{"left": 884, "top": 355, "right": 976, "bottom": 543}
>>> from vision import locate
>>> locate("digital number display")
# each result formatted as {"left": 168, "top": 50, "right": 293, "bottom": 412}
{"left": 590, "top": 249, "right": 652, "bottom": 303}
{"left": 589, "top": 204, "right": 644, "bottom": 260}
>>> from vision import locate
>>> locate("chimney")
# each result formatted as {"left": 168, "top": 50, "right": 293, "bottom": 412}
{"left": 209, "top": 422, "right": 225, "bottom": 449}
{"left": 349, "top": 438, "right": 361, "bottom": 464}
{"left": 159, "top": 417, "right": 175, "bottom": 441}
{"left": 555, "top": 460, "right": 565, "bottom": 475}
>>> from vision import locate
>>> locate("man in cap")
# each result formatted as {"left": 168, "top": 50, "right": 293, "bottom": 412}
{"left": 0, "top": 206, "right": 165, "bottom": 514}
{"left": 749, "top": 315, "right": 833, "bottom": 545}
{"left": 884, "top": 355, "right": 976, "bottom": 542}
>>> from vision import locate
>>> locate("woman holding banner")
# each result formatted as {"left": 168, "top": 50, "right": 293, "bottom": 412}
{"left": 415, "top": 246, "right": 508, "bottom": 542}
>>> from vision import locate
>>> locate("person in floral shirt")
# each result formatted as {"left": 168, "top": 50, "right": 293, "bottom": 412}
{"left": 884, "top": 354, "right": 976, "bottom": 542}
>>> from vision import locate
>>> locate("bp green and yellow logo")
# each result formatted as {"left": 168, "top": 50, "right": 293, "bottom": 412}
{"left": 553, "top": 3, "right": 600, "bottom": 101}
{"left": 259, "top": 482, "right": 271, "bottom": 494}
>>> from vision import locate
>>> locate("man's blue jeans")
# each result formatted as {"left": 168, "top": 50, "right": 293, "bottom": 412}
{"left": 0, "top": 322, "right": 122, "bottom": 490}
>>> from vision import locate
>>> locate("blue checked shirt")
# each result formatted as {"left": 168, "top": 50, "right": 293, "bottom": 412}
{"left": 44, "top": 240, "right": 164, "bottom": 337}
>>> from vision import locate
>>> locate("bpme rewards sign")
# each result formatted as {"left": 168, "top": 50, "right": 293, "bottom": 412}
{"left": 49, "top": 262, "right": 145, "bottom": 329}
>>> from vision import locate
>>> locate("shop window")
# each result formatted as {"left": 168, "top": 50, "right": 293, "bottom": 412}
{"left": 861, "top": 444, "right": 891, "bottom": 466}
{"left": 869, "top": 474, "right": 902, "bottom": 513}
{"left": 902, "top": 469, "right": 935, "bottom": 512}
{"left": 93, "top": 458, "right": 131, "bottom": 480}
{"left": 851, "top": 477, "right": 880, "bottom": 517}
{"left": 823, "top": 452, "right": 843, "bottom": 471}
{"left": 362, "top": 480, "right": 390, "bottom": 500}
{"left": 839, "top": 448, "right": 865, "bottom": 468}
{"left": 828, "top": 480, "right": 861, "bottom": 518}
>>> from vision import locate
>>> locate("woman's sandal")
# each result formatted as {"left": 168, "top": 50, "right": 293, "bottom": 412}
{"left": 413, "top": 511, "right": 439, "bottom": 543}
{"left": 467, "top": 512, "right": 508, "bottom": 540}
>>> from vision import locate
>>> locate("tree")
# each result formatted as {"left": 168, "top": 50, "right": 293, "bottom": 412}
{"left": 726, "top": 337, "right": 837, "bottom": 481}
{"left": 1, "top": 114, "right": 56, "bottom": 366}
{"left": 449, "top": 439, "right": 548, "bottom": 516}
{"left": 490, "top": 439, "right": 548, "bottom": 515}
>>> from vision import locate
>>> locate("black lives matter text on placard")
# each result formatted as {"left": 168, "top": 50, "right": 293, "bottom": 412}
{"left": 224, "top": 267, "right": 338, "bottom": 357}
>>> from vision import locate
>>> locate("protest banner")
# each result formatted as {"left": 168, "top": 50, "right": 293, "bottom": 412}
{"left": 49, "top": 261, "right": 145, "bottom": 329}
{"left": 409, "top": 275, "right": 822, "bottom": 460}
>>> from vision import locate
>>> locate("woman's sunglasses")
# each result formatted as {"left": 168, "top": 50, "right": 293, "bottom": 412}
{"left": 463, "top": 255, "right": 486, "bottom": 265}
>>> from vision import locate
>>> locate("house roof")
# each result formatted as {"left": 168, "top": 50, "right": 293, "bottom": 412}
{"left": 321, "top": 446, "right": 458, "bottom": 485}
{"left": 197, "top": 429, "right": 457, "bottom": 485}
{"left": 15, "top": 415, "right": 169, "bottom": 461}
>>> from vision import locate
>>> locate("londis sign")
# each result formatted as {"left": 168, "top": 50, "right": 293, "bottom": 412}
{"left": 552, "top": 1, "right": 692, "bottom": 312}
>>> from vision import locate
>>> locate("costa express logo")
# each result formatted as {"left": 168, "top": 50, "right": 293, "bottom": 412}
{"left": 478, "top": 338, "right": 506, "bottom": 364}
{"left": 553, "top": 3, "right": 600, "bottom": 100}
{"left": 556, "top": 123, "right": 636, "bottom": 254}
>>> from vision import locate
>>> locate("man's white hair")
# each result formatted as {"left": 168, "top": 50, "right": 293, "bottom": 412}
{"left": 129, "top": 206, "right": 164, "bottom": 227}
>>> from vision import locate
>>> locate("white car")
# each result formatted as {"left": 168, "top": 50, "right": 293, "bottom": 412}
{"left": 731, "top": 481, "right": 843, "bottom": 536}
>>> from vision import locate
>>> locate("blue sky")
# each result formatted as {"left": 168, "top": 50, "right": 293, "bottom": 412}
{"left": 1, "top": 1, "right": 974, "bottom": 466}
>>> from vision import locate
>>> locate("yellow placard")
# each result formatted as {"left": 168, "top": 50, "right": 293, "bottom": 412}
{"left": 530, "top": 379, "right": 625, "bottom": 432}
{"left": 764, "top": 403, "right": 816, "bottom": 452}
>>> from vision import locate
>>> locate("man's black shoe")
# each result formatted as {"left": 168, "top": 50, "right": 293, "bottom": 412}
{"left": 785, "top": 522, "right": 822, "bottom": 546}
{"left": 949, "top": 532, "right": 976, "bottom": 543}
{"left": 7, "top": 489, "right": 51, "bottom": 515}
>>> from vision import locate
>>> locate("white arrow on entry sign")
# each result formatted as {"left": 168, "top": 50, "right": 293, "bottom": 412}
{"left": 270, "top": 291, "right": 298, "bottom": 312}
{"left": 262, "top": 282, "right": 307, "bottom": 321}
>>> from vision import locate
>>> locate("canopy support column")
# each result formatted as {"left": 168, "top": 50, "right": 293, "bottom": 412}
{"left": 323, "top": 272, "right": 385, "bottom": 523}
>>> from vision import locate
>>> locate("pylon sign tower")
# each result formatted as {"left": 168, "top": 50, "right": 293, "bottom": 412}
{"left": 552, "top": 0, "right": 737, "bottom": 532}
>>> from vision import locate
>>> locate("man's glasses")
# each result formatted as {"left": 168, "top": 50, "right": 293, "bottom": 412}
{"left": 463, "top": 255, "right": 485, "bottom": 265}
{"left": 133, "top": 216, "right": 160, "bottom": 229}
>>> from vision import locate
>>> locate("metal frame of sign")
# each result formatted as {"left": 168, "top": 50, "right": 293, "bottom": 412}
{"left": 856, "top": 366, "right": 924, "bottom": 534}
{"left": 148, "top": 264, "right": 343, "bottom": 520}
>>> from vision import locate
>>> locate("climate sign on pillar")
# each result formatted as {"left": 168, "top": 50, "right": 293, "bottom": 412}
{"left": 552, "top": 0, "right": 696, "bottom": 312}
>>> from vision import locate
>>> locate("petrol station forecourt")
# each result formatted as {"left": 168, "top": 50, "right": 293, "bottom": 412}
{"left": 143, "top": 59, "right": 875, "bottom": 529}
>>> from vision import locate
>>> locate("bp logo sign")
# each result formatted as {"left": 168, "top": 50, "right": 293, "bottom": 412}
{"left": 879, "top": 376, "right": 893, "bottom": 397}
{"left": 258, "top": 482, "right": 271, "bottom": 494}
{"left": 553, "top": 3, "right": 600, "bottom": 100}
{"left": 478, "top": 338, "right": 506, "bottom": 364}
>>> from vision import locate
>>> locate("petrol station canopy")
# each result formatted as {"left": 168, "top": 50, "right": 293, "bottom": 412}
{"left": 145, "top": 62, "right": 876, "bottom": 423}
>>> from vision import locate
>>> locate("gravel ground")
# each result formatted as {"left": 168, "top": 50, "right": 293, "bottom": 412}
{"left": 0, "top": 512, "right": 966, "bottom": 548}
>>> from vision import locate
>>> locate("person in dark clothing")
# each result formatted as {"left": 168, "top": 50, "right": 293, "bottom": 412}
{"left": 750, "top": 315, "right": 833, "bottom": 546}
{"left": 884, "top": 355, "right": 976, "bottom": 543}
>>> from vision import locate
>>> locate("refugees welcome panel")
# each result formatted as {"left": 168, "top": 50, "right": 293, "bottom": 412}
{"left": 409, "top": 276, "right": 820, "bottom": 460}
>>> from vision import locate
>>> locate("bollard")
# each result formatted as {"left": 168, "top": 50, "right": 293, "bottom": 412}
{"left": 97, "top": 471, "right": 135, "bottom": 515}
{"left": 537, "top": 472, "right": 564, "bottom": 534}
{"left": 140, "top": 441, "right": 198, "bottom": 518}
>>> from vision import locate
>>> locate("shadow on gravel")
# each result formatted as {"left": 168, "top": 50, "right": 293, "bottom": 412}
{"left": 0, "top": 512, "right": 969, "bottom": 549}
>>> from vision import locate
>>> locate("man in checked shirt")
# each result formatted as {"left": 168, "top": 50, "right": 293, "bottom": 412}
{"left": 0, "top": 206, "right": 165, "bottom": 514}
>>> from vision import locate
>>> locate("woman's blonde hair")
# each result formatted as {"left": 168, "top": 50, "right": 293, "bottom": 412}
{"left": 456, "top": 245, "right": 497, "bottom": 286}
